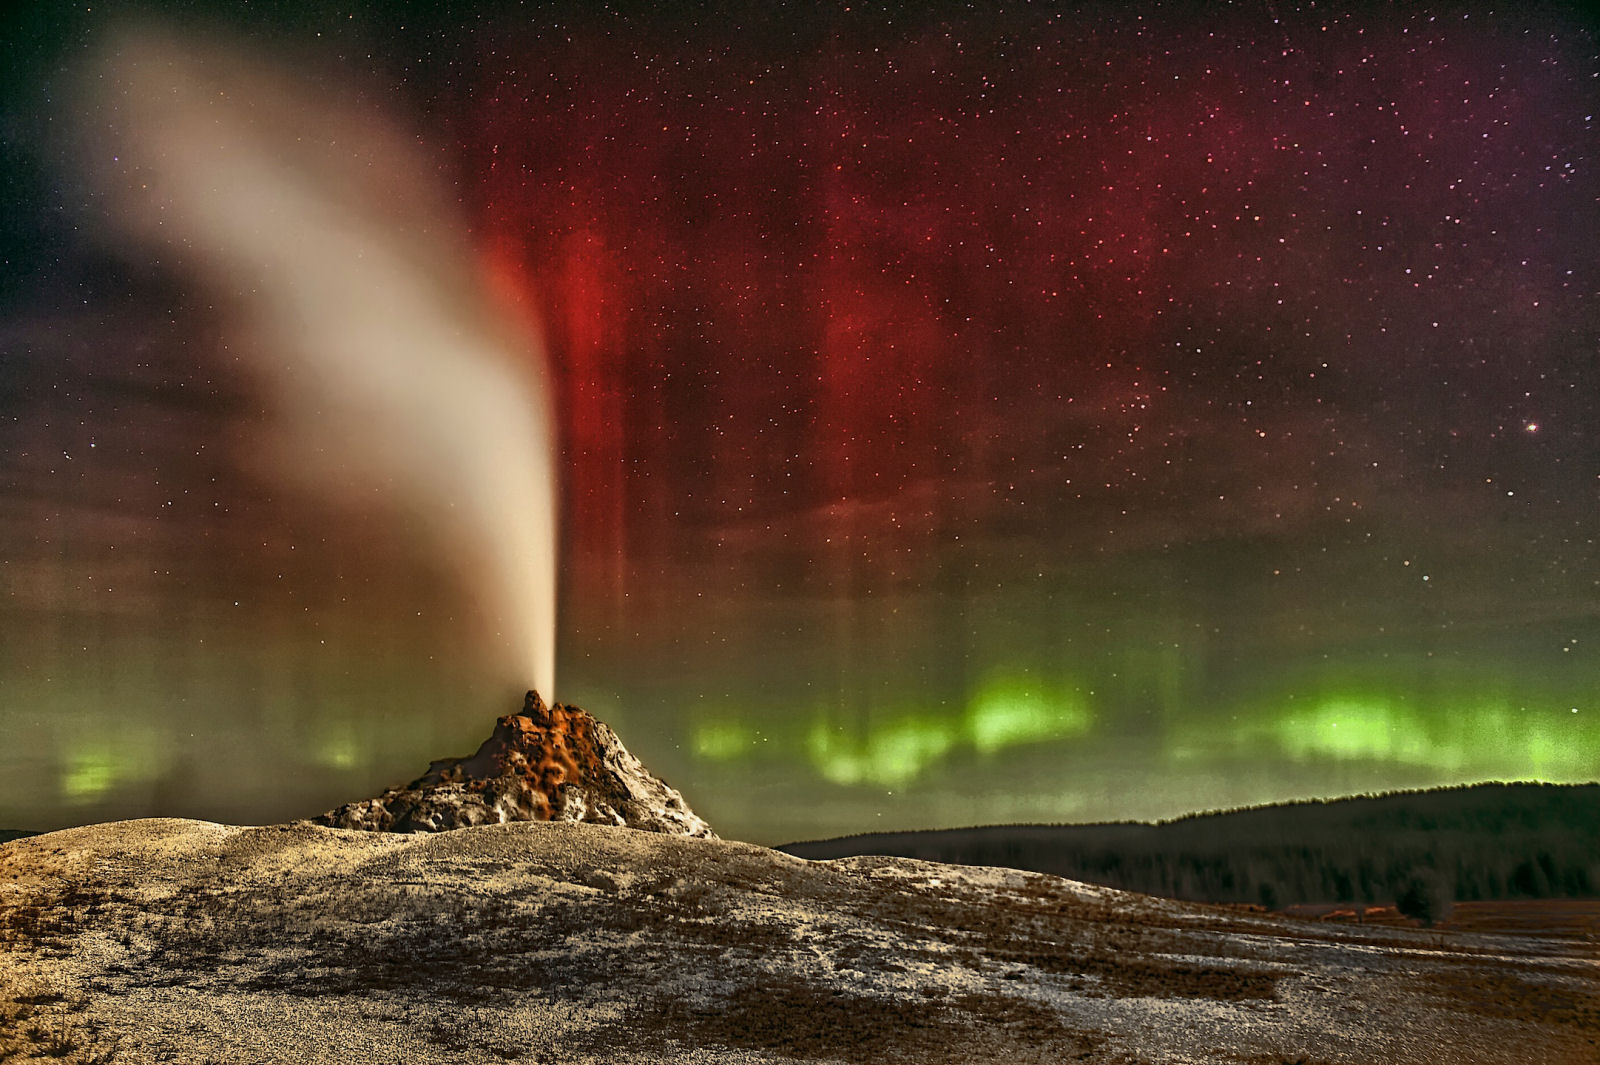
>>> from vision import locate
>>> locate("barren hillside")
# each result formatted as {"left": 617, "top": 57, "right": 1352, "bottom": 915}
{"left": 2, "top": 820, "right": 1594, "bottom": 1063}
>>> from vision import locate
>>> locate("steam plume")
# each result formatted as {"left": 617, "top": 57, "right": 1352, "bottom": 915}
{"left": 82, "top": 29, "right": 558, "bottom": 695}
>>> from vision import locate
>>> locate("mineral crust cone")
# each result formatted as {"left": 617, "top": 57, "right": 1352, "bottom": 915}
{"left": 315, "top": 691, "right": 714, "bottom": 838}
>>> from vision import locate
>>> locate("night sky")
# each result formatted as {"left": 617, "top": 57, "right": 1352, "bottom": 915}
{"left": 2, "top": 2, "right": 1595, "bottom": 845}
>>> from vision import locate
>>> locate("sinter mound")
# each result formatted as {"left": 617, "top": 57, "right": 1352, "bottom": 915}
{"left": 315, "top": 691, "right": 714, "bottom": 837}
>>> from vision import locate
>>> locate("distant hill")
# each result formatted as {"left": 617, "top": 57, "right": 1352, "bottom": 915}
{"left": 0, "top": 829, "right": 39, "bottom": 844}
{"left": 780, "top": 782, "right": 1600, "bottom": 908}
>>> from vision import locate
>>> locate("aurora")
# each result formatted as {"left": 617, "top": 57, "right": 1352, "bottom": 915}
{"left": 0, "top": 0, "right": 1593, "bottom": 844}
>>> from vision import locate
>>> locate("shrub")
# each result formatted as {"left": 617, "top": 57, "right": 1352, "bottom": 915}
{"left": 1395, "top": 872, "right": 1453, "bottom": 927}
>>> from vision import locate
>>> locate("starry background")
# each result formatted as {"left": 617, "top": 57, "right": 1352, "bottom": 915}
{"left": 1, "top": 1, "right": 1595, "bottom": 844}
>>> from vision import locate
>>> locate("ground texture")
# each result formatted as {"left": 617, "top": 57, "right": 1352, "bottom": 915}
{"left": 1, "top": 819, "right": 1595, "bottom": 1063}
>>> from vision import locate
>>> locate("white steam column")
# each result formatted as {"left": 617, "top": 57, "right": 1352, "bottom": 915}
{"left": 82, "top": 29, "right": 559, "bottom": 696}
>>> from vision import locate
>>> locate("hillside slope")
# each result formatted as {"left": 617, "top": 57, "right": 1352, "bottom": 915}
{"left": 781, "top": 783, "right": 1600, "bottom": 906}
{"left": 2, "top": 818, "right": 1596, "bottom": 1063}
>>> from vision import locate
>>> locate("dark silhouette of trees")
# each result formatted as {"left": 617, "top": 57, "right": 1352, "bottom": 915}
{"left": 1395, "top": 872, "right": 1453, "bottom": 926}
{"left": 781, "top": 783, "right": 1600, "bottom": 910}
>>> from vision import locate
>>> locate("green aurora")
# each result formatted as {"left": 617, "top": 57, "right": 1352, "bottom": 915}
{"left": 1, "top": 2, "right": 1596, "bottom": 844}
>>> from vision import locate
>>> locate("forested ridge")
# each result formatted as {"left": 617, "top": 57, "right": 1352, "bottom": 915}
{"left": 781, "top": 783, "right": 1600, "bottom": 908}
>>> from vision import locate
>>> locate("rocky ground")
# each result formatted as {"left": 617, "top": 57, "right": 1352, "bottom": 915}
{"left": 2, "top": 819, "right": 1595, "bottom": 1064}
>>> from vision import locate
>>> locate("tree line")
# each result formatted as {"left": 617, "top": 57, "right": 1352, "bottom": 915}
{"left": 780, "top": 782, "right": 1600, "bottom": 909}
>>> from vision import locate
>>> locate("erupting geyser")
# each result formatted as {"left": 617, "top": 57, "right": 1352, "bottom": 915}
{"left": 79, "top": 28, "right": 559, "bottom": 694}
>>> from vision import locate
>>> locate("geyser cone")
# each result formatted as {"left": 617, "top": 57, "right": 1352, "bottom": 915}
{"left": 316, "top": 691, "right": 714, "bottom": 838}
